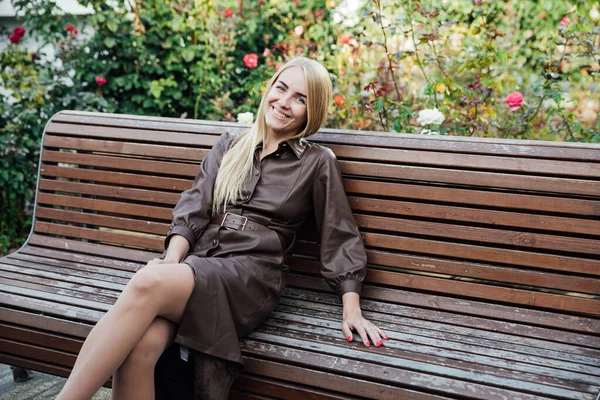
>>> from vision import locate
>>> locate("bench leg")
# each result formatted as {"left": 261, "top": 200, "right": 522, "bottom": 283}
{"left": 10, "top": 366, "right": 32, "bottom": 382}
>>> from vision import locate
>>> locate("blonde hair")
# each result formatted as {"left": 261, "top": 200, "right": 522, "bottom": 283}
{"left": 212, "top": 56, "right": 333, "bottom": 215}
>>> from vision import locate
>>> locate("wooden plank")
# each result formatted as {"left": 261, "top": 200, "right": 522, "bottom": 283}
{"left": 344, "top": 179, "right": 600, "bottom": 216}
{"left": 42, "top": 150, "right": 198, "bottom": 177}
{"left": 0, "top": 324, "right": 83, "bottom": 353}
{"left": 233, "top": 375, "right": 366, "bottom": 400}
{"left": 36, "top": 207, "right": 169, "bottom": 236}
{"left": 0, "top": 292, "right": 103, "bottom": 323}
{"left": 0, "top": 284, "right": 111, "bottom": 312}
{"left": 44, "top": 135, "right": 206, "bottom": 161}
{"left": 290, "top": 246, "right": 600, "bottom": 295}
{"left": 348, "top": 197, "right": 600, "bottom": 236}
{"left": 0, "top": 270, "right": 121, "bottom": 298}
{"left": 0, "top": 307, "right": 91, "bottom": 338}
{"left": 0, "top": 278, "right": 117, "bottom": 306}
{"left": 355, "top": 215, "right": 600, "bottom": 255}
{"left": 329, "top": 144, "right": 600, "bottom": 177}
{"left": 240, "top": 341, "right": 562, "bottom": 400}
{"left": 0, "top": 263, "right": 126, "bottom": 291}
{"left": 34, "top": 222, "right": 163, "bottom": 251}
{"left": 40, "top": 165, "right": 191, "bottom": 191}
{"left": 260, "top": 315, "right": 600, "bottom": 379}
{"left": 341, "top": 162, "right": 600, "bottom": 197}
{"left": 26, "top": 235, "right": 158, "bottom": 263}
{"left": 271, "top": 304, "right": 600, "bottom": 366}
{"left": 239, "top": 359, "right": 445, "bottom": 400}
{"left": 282, "top": 286, "right": 600, "bottom": 344}
{"left": 0, "top": 339, "right": 76, "bottom": 368}
{"left": 52, "top": 112, "right": 600, "bottom": 158}
{"left": 8, "top": 251, "right": 135, "bottom": 278}
{"left": 37, "top": 194, "right": 172, "bottom": 221}
{"left": 360, "top": 234, "right": 600, "bottom": 276}
{"left": 45, "top": 122, "right": 219, "bottom": 147}
{"left": 38, "top": 179, "right": 180, "bottom": 205}
{"left": 245, "top": 332, "right": 596, "bottom": 399}
{"left": 17, "top": 245, "right": 143, "bottom": 272}
{"left": 0, "top": 353, "right": 72, "bottom": 380}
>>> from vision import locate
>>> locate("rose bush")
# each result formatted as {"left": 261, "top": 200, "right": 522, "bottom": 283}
{"left": 1, "top": 0, "right": 598, "bottom": 253}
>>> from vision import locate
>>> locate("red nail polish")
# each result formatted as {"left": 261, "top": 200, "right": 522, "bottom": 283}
{"left": 347, "top": 336, "right": 352, "bottom": 342}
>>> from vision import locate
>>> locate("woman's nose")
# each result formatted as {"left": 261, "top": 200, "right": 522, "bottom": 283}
{"left": 277, "top": 94, "right": 291, "bottom": 108}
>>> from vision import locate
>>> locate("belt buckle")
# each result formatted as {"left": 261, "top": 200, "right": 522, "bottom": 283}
{"left": 222, "top": 212, "right": 248, "bottom": 231}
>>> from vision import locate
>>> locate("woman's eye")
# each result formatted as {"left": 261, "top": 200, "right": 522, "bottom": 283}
{"left": 276, "top": 85, "right": 285, "bottom": 92}
{"left": 296, "top": 97, "right": 306, "bottom": 104}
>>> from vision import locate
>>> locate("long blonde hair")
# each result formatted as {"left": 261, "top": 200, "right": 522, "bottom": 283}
{"left": 212, "top": 57, "right": 333, "bottom": 215}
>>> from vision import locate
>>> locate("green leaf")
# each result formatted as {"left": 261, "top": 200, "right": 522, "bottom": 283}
{"left": 107, "top": 20, "right": 119, "bottom": 33}
{"left": 181, "top": 49, "right": 195, "bottom": 63}
{"left": 104, "top": 37, "right": 116, "bottom": 48}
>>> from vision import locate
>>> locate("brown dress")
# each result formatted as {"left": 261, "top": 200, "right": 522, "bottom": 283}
{"left": 154, "top": 131, "right": 367, "bottom": 399}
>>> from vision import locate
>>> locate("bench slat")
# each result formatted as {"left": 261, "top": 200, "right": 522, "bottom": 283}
{"left": 52, "top": 111, "right": 600, "bottom": 160}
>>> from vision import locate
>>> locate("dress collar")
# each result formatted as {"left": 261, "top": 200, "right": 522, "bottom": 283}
{"left": 254, "top": 137, "right": 307, "bottom": 159}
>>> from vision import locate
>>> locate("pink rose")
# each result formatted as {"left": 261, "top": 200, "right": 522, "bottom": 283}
{"left": 560, "top": 16, "right": 570, "bottom": 26}
{"left": 294, "top": 25, "right": 304, "bottom": 36}
{"left": 262, "top": 48, "right": 271, "bottom": 57}
{"left": 243, "top": 53, "right": 258, "bottom": 68}
{"left": 506, "top": 92, "right": 523, "bottom": 110}
{"left": 95, "top": 76, "right": 107, "bottom": 86}
{"left": 13, "top": 27, "right": 25, "bottom": 37}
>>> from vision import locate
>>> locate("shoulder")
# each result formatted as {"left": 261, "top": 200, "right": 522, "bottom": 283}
{"left": 305, "top": 141, "right": 337, "bottom": 163}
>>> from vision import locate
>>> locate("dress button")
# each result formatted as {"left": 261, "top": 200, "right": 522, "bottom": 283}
{"left": 275, "top": 153, "right": 280, "bottom": 157}
{"left": 212, "top": 239, "right": 217, "bottom": 246}
{"left": 255, "top": 171, "right": 259, "bottom": 176}
{"left": 282, "top": 143, "right": 287, "bottom": 147}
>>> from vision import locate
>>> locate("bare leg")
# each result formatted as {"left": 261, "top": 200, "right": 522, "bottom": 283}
{"left": 56, "top": 263, "right": 195, "bottom": 400}
{"left": 112, "top": 317, "right": 176, "bottom": 400}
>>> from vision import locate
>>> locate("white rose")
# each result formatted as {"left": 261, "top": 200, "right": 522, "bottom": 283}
{"left": 237, "top": 112, "right": 253, "bottom": 124}
{"left": 590, "top": 7, "right": 600, "bottom": 21}
{"left": 416, "top": 108, "right": 445, "bottom": 126}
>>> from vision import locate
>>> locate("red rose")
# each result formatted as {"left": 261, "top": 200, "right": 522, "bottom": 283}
{"left": 560, "top": 16, "right": 570, "bottom": 26}
{"left": 31, "top": 53, "right": 41, "bottom": 61}
{"left": 74, "top": 29, "right": 79, "bottom": 35}
{"left": 224, "top": 8, "right": 233, "bottom": 18}
{"left": 315, "top": 8, "right": 324, "bottom": 18}
{"left": 95, "top": 76, "right": 107, "bottom": 86}
{"left": 66, "top": 24, "right": 74, "bottom": 32}
{"left": 9, "top": 34, "right": 21, "bottom": 44}
{"left": 267, "top": 59, "right": 275, "bottom": 67}
{"left": 506, "top": 92, "right": 523, "bottom": 110}
{"left": 243, "top": 53, "right": 258, "bottom": 68}
{"left": 13, "top": 27, "right": 25, "bottom": 37}
{"left": 334, "top": 95, "right": 345, "bottom": 107}
{"left": 338, "top": 34, "right": 351, "bottom": 45}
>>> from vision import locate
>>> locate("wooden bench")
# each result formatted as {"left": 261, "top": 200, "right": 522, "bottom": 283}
{"left": 1, "top": 110, "right": 599, "bottom": 400}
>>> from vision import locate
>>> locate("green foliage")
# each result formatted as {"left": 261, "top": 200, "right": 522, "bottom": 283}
{"left": 1, "top": 0, "right": 598, "bottom": 253}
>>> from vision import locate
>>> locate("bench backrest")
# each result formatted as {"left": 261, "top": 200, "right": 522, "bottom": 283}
{"left": 32, "top": 111, "right": 600, "bottom": 322}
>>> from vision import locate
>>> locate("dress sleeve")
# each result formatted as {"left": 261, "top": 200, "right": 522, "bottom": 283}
{"left": 312, "top": 146, "right": 367, "bottom": 298}
{"left": 165, "top": 132, "right": 230, "bottom": 250}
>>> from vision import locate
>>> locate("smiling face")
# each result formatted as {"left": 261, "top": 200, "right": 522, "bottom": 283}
{"left": 264, "top": 66, "right": 308, "bottom": 138}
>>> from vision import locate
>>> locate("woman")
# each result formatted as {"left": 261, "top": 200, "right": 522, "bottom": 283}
{"left": 57, "top": 56, "right": 387, "bottom": 400}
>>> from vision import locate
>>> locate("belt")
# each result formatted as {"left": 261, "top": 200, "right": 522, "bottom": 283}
{"left": 213, "top": 212, "right": 286, "bottom": 250}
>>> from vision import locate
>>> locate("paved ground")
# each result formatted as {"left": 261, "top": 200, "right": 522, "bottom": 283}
{"left": 0, "top": 365, "right": 110, "bottom": 399}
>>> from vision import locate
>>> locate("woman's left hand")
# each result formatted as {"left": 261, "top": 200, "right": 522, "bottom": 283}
{"left": 342, "top": 309, "right": 388, "bottom": 348}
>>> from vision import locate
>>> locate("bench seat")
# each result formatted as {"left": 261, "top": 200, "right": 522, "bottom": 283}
{"left": 1, "top": 111, "right": 599, "bottom": 399}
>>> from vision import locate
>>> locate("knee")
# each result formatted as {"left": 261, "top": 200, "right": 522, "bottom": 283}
{"left": 121, "top": 326, "right": 166, "bottom": 370}
{"left": 127, "top": 266, "right": 162, "bottom": 299}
